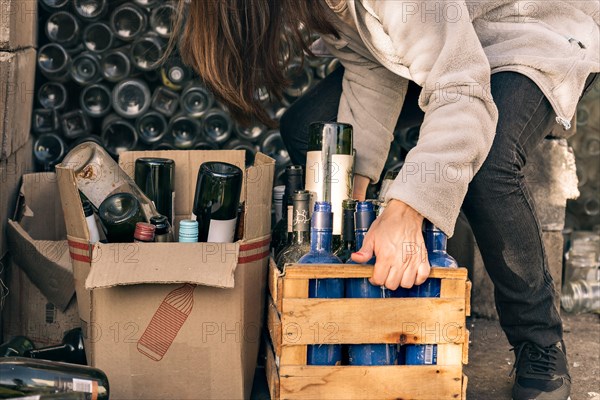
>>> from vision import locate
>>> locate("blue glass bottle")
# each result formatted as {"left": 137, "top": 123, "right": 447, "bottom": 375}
{"left": 298, "top": 202, "right": 343, "bottom": 365}
{"left": 404, "top": 221, "right": 458, "bottom": 365}
{"left": 346, "top": 202, "right": 397, "bottom": 366}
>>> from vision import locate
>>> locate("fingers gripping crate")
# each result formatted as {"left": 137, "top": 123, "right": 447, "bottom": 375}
{"left": 265, "top": 260, "right": 472, "bottom": 400}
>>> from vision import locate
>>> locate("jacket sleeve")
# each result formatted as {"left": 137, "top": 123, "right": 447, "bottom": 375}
{"left": 319, "top": 34, "right": 409, "bottom": 183}
{"left": 360, "top": 0, "right": 499, "bottom": 236}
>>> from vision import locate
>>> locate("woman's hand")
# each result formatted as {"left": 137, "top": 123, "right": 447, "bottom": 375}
{"left": 351, "top": 199, "right": 431, "bottom": 289}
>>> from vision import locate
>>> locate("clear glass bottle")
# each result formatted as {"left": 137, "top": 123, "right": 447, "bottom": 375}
{"left": 101, "top": 114, "right": 138, "bottom": 157}
{"left": 136, "top": 111, "right": 168, "bottom": 145}
{"left": 561, "top": 280, "right": 600, "bottom": 314}
{"left": 110, "top": 3, "right": 148, "bottom": 42}
{"left": 298, "top": 202, "right": 343, "bottom": 365}
{"left": 112, "top": 78, "right": 152, "bottom": 119}
{"left": 277, "top": 190, "right": 312, "bottom": 270}
{"left": 305, "top": 122, "right": 354, "bottom": 252}
{"left": 61, "top": 142, "right": 159, "bottom": 221}
{"left": 25, "top": 328, "right": 86, "bottom": 366}
{"left": 404, "top": 221, "right": 458, "bottom": 366}
{"left": 193, "top": 162, "right": 244, "bottom": 243}
{"left": 82, "top": 22, "right": 114, "bottom": 53}
{"left": 98, "top": 193, "right": 145, "bottom": 243}
{"left": 80, "top": 84, "right": 112, "bottom": 118}
{"left": 33, "top": 133, "right": 66, "bottom": 171}
{"left": 346, "top": 201, "right": 397, "bottom": 366}
{"left": 334, "top": 199, "right": 356, "bottom": 263}
{"left": 0, "top": 357, "right": 109, "bottom": 399}
{"left": 38, "top": 82, "right": 67, "bottom": 110}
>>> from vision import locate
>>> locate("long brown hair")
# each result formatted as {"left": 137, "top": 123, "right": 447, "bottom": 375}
{"left": 173, "top": 0, "right": 338, "bottom": 126}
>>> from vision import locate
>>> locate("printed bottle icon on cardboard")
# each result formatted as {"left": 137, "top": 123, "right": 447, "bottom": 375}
{"left": 404, "top": 221, "right": 458, "bottom": 365}
{"left": 298, "top": 202, "right": 343, "bottom": 365}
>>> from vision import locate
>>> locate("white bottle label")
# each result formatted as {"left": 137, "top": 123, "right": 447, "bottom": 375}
{"left": 306, "top": 151, "right": 354, "bottom": 235}
{"left": 72, "top": 378, "right": 93, "bottom": 393}
{"left": 207, "top": 218, "right": 237, "bottom": 243}
{"left": 86, "top": 215, "right": 100, "bottom": 244}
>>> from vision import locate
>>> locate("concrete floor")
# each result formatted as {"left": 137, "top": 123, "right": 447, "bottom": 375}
{"left": 252, "top": 313, "right": 600, "bottom": 399}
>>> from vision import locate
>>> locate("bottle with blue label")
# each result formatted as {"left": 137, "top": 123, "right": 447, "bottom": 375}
{"left": 345, "top": 201, "right": 397, "bottom": 365}
{"left": 404, "top": 221, "right": 458, "bottom": 365}
{"left": 298, "top": 202, "right": 343, "bottom": 365}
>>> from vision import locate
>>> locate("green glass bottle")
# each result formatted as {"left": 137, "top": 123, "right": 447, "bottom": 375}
{"left": 134, "top": 158, "right": 175, "bottom": 226}
{"left": 0, "top": 337, "right": 34, "bottom": 358}
{"left": 334, "top": 199, "right": 357, "bottom": 263}
{"left": 305, "top": 122, "right": 353, "bottom": 251}
{"left": 98, "top": 193, "right": 144, "bottom": 243}
{"left": 150, "top": 215, "right": 174, "bottom": 242}
{"left": 192, "top": 162, "right": 243, "bottom": 243}
{"left": 24, "top": 329, "right": 86, "bottom": 366}
{"left": 277, "top": 190, "right": 312, "bottom": 270}
{"left": 0, "top": 357, "right": 109, "bottom": 399}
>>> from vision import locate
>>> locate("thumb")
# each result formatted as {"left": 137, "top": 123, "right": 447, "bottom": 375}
{"left": 351, "top": 234, "right": 374, "bottom": 263}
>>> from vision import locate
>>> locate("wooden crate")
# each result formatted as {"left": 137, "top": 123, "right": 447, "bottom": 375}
{"left": 265, "top": 260, "right": 472, "bottom": 400}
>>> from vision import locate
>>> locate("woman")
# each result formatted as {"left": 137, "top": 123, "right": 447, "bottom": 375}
{"left": 176, "top": 1, "right": 599, "bottom": 398}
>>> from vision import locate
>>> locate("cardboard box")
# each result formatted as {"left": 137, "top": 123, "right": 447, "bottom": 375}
{"left": 2, "top": 172, "right": 79, "bottom": 346}
{"left": 0, "top": 138, "right": 33, "bottom": 258}
{"left": 0, "top": 48, "right": 36, "bottom": 160}
{"left": 0, "top": 0, "right": 37, "bottom": 50}
{"left": 56, "top": 150, "right": 275, "bottom": 400}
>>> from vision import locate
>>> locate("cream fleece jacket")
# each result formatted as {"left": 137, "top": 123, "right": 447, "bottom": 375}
{"left": 319, "top": 0, "right": 600, "bottom": 236}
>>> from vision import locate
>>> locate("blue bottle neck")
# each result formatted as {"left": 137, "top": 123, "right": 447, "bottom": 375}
{"left": 311, "top": 229, "right": 333, "bottom": 254}
{"left": 426, "top": 231, "right": 447, "bottom": 253}
{"left": 355, "top": 230, "right": 367, "bottom": 250}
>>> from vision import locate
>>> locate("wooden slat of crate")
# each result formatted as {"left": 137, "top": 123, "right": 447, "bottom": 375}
{"left": 278, "top": 365, "right": 463, "bottom": 400}
{"left": 283, "top": 264, "right": 468, "bottom": 280}
{"left": 280, "top": 297, "right": 466, "bottom": 346}
{"left": 269, "top": 259, "right": 283, "bottom": 310}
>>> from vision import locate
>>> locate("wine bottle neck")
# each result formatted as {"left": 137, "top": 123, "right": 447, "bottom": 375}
{"left": 355, "top": 230, "right": 368, "bottom": 250}
{"left": 292, "top": 231, "right": 310, "bottom": 245}
{"left": 426, "top": 231, "right": 448, "bottom": 253}
{"left": 28, "top": 343, "right": 71, "bottom": 358}
{"left": 310, "top": 229, "right": 333, "bottom": 253}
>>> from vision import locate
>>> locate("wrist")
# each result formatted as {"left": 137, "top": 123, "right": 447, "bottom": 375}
{"left": 386, "top": 199, "right": 424, "bottom": 222}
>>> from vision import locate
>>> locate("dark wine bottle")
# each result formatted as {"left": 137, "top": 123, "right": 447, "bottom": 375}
{"left": 33, "top": 134, "right": 66, "bottom": 171}
{"left": 32, "top": 109, "right": 61, "bottom": 135}
{"left": 38, "top": 82, "right": 67, "bottom": 110}
{"left": 0, "top": 357, "right": 109, "bottom": 399}
{"left": 346, "top": 202, "right": 396, "bottom": 366}
{"left": 130, "top": 32, "right": 165, "bottom": 71}
{"left": 98, "top": 193, "right": 145, "bottom": 243}
{"left": 149, "top": 3, "right": 176, "bottom": 38}
{"left": 305, "top": 122, "right": 354, "bottom": 251}
{"left": 80, "top": 84, "right": 112, "bottom": 118}
{"left": 112, "top": 78, "right": 152, "bottom": 119}
{"left": 109, "top": 3, "right": 147, "bottom": 42}
{"left": 0, "top": 337, "right": 34, "bottom": 358}
{"left": 71, "top": 52, "right": 102, "bottom": 85}
{"left": 37, "top": 43, "right": 71, "bottom": 82}
{"left": 333, "top": 199, "right": 356, "bottom": 262}
{"left": 45, "top": 12, "right": 81, "bottom": 49}
{"left": 404, "top": 221, "right": 458, "bottom": 366}
{"left": 61, "top": 110, "right": 92, "bottom": 139}
{"left": 136, "top": 111, "right": 168, "bottom": 145}
{"left": 161, "top": 57, "right": 194, "bottom": 91}
{"left": 101, "top": 48, "right": 131, "bottom": 82}
{"left": 272, "top": 166, "right": 304, "bottom": 259}
{"left": 180, "top": 81, "right": 214, "bottom": 117}
{"left": 276, "top": 190, "right": 312, "bottom": 271}
{"left": 134, "top": 158, "right": 175, "bottom": 225}
{"left": 193, "top": 162, "right": 243, "bottom": 243}
{"left": 73, "top": 0, "right": 108, "bottom": 21}
{"left": 151, "top": 86, "right": 180, "bottom": 117}
{"left": 39, "top": 0, "right": 70, "bottom": 12}
{"left": 169, "top": 113, "right": 202, "bottom": 149}
{"left": 101, "top": 114, "right": 138, "bottom": 157}
{"left": 234, "top": 120, "right": 267, "bottom": 144}
{"left": 24, "top": 329, "right": 86, "bottom": 366}
{"left": 203, "top": 108, "right": 233, "bottom": 145}
{"left": 298, "top": 202, "right": 343, "bottom": 365}
{"left": 82, "top": 22, "right": 114, "bottom": 53}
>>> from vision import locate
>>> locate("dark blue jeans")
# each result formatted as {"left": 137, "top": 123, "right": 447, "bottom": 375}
{"left": 280, "top": 68, "right": 597, "bottom": 347}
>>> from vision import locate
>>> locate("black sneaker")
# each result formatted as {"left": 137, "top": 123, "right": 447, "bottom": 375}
{"left": 510, "top": 341, "right": 571, "bottom": 400}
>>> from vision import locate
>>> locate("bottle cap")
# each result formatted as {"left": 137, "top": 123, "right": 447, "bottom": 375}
{"left": 134, "top": 222, "right": 156, "bottom": 242}
{"left": 150, "top": 215, "right": 170, "bottom": 235}
{"left": 311, "top": 201, "right": 333, "bottom": 230}
{"left": 179, "top": 219, "right": 199, "bottom": 243}
{"left": 82, "top": 200, "right": 94, "bottom": 218}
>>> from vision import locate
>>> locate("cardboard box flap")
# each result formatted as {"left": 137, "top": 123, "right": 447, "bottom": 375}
{"left": 245, "top": 153, "right": 276, "bottom": 240}
{"left": 7, "top": 220, "right": 74, "bottom": 310}
{"left": 85, "top": 242, "right": 240, "bottom": 290}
